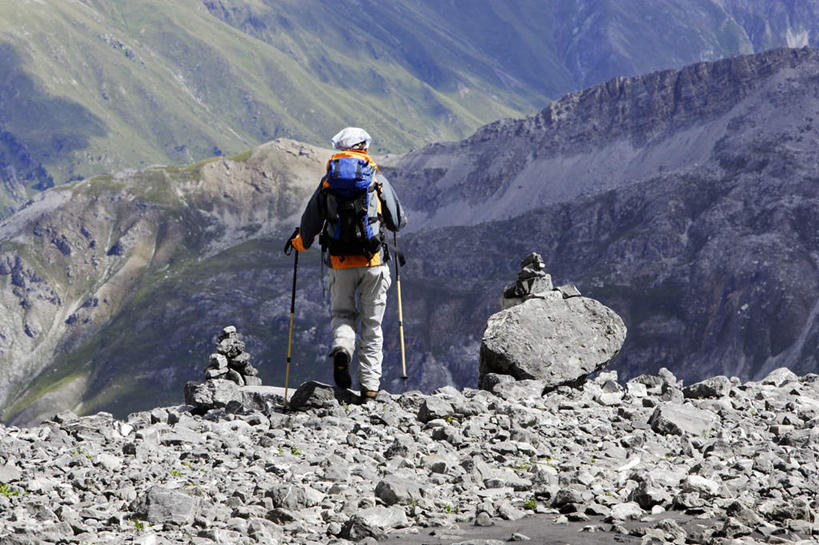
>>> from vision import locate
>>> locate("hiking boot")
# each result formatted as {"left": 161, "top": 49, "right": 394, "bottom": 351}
{"left": 359, "top": 389, "right": 378, "bottom": 403}
{"left": 330, "top": 348, "right": 352, "bottom": 389}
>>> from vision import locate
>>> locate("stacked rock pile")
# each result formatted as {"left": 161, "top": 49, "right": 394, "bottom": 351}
{"left": 185, "top": 326, "right": 275, "bottom": 414}
{"left": 202, "top": 326, "right": 261, "bottom": 387}
{"left": 482, "top": 254, "right": 626, "bottom": 391}
{"left": 1, "top": 367, "right": 817, "bottom": 544}
{"left": 501, "top": 252, "right": 580, "bottom": 309}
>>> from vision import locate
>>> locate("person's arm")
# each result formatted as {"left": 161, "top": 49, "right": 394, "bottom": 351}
{"left": 376, "top": 173, "right": 407, "bottom": 232}
{"left": 290, "top": 179, "right": 326, "bottom": 251}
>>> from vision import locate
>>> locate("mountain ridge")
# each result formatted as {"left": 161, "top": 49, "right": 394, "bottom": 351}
{"left": 2, "top": 0, "right": 818, "bottom": 213}
{"left": 1, "top": 47, "right": 818, "bottom": 424}
{"left": 385, "top": 47, "right": 819, "bottom": 229}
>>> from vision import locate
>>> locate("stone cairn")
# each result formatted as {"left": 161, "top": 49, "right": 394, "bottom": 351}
{"left": 481, "top": 252, "right": 626, "bottom": 392}
{"left": 202, "top": 325, "right": 262, "bottom": 387}
{"left": 501, "top": 251, "right": 580, "bottom": 309}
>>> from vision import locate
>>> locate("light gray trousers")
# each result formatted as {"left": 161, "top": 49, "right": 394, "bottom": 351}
{"left": 329, "top": 265, "right": 392, "bottom": 391}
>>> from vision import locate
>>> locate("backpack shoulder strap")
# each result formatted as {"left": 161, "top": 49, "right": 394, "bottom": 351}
{"left": 327, "top": 150, "right": 378, "bottom": 170}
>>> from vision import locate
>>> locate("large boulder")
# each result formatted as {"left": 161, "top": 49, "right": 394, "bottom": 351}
{"left": 479, "top": 292, "right": 626, "bottom": 391}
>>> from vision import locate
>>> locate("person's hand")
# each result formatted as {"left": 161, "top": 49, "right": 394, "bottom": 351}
{"left": 284, "top": 227, "right": 300, "bottom": 255}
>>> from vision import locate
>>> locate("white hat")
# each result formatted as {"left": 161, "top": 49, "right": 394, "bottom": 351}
{"left": 331, "top": 127, "right": 372, "bottom": 150}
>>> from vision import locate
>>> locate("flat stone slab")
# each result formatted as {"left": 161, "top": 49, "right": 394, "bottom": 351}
{"left": 648, "top": 402, "right": 720, "bottom": 437}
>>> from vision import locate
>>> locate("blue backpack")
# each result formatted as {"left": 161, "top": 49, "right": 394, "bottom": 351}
{"left": 320, "top": 153, "right": 383, "bottom": 259}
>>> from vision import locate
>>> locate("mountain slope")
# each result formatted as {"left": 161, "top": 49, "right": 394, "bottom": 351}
{"left": 0, "top": 139, "right": 326, "bottom": 423}
{"left": 0, "top": 0, "right": 524, "bottom": 214}
{"left": 2, "top": 48, "right": 819, "bottom": 424}
{"left": 384, "top": 47, "right": 819, "bottom": 229}
{"left": 2, "top": 0, "right": 818, "bottom": 214}
{"left": 386, "top": 47, "right": 819, "bottom": 387}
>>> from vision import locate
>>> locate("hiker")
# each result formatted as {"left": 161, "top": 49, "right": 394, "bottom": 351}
{"left": 285, "top": 127, "right": 407, "bottom": 400}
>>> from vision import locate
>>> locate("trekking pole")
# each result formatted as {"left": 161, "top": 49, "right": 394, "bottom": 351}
{"left": 283, "top": 229, "right": 300, "bottom": 408}
{"left": 393, "top": 231, "right": 408, "bottom": 380}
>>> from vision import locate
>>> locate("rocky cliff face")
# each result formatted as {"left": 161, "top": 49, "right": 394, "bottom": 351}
{"left": 386, "top": 47, "right": 819, "bottom": 387}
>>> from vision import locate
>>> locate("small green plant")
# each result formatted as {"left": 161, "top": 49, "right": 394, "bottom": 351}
{"left": 444, "top": 504, "right": 452, "bottom": 513}
{"left": 524, "top": 497, "right": 536, "bottom": 510}
{"left": 133, "top": 519, "right": 146, "bottom": 531}
{"left": 0, "top": 484, "right": 20, "bottom": 498}
{"left": 445, "top": 415, "right": 454, "bottom": 425}
{"left": 291, "top": 446, "right": 302, "bottom": 456}
{"left": 170, "top": 469, "right": 182, "bottom": 477}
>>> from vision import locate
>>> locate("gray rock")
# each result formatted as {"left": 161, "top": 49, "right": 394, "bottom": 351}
{"left": 375, "top": 476, "right": 424, "bottom": 506}
{"left": 497, "top": 501, "right": 526, "bottom": 521}
{"left": 239, "top": 385, "right": 282, "bottom": 412}
{"left": 204, "top": 367, "right": 228, "bottom": 379}
{"left": 159, "top": 426, "right": 203, "bottom": 446}
{"left": 225, "top": 368, "right": 245, "bottom": 386}
{"left": 219, "top": 325, "right": 237, "bottom": 339}
{"left": 184, "top": 379, "right": 242, "bottom": 411}
{"left": 478, "top": 373, "right": 515, "bottom": 392}
{"left": 209, "top": 353, "right": 228, "bottom": 370}
{"left": 216, "top": 337, "right": 245, "bottom": 358}
{"left": 556, "top": 284, "right": 581, "bottom": 298}
{"left": 417, "top": 397, "right": 455, "bottom": 423}
{"left": 0, "top": 464, "right": 22, "bottom": 483}
{"left": 480, "top": 296, "right": 626, "bottom": 390}
{"left": 491, "top": 379, "right": 545, "bottom": 401}
{"left": 267, "top": 485, "right": 322, "bottom": 510}
{"left": 229, "top": 351, "right": 251, "bottom": 369}
{"left": 648, "top": 403, "right": 719, "bottom": 437}
{"left": 683, "top": 376, "right": 733, "bottom": 399}
{"left": 681, "top": 475, "right": 721, "bottom": 497}
{"left": 341, "top": 506, "right": 408, "bottom": 540}
{"left": 289, "top": 381, "right": 360, "bottom": 410}
{"left": 630, "top": 479, "right": 671, "bottom": 510}
{"left": 243, "top": 375, "right": 263, "bottom": 386}
{"left": 760, "top": 367, "right": 799, "bottom": 387}
{"left": 474, "top": 511, "right": 494, "bottom": 527}
{"left": 609, "top": 502, "right": 643, "bottom": 521}
{"left": 133, "top": 486, "right": 198, "bottom": 524}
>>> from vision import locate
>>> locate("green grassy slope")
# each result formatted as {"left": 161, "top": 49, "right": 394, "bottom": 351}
{"left": 2, "top": 0, "right": 816, "bottom": 214}
{"left": 0, "top": 0, "right": 527, "bottom": 211}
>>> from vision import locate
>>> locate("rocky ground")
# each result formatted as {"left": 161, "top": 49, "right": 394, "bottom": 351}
{"left": 0, "top": 365, "right": 818, "bottom": 544}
